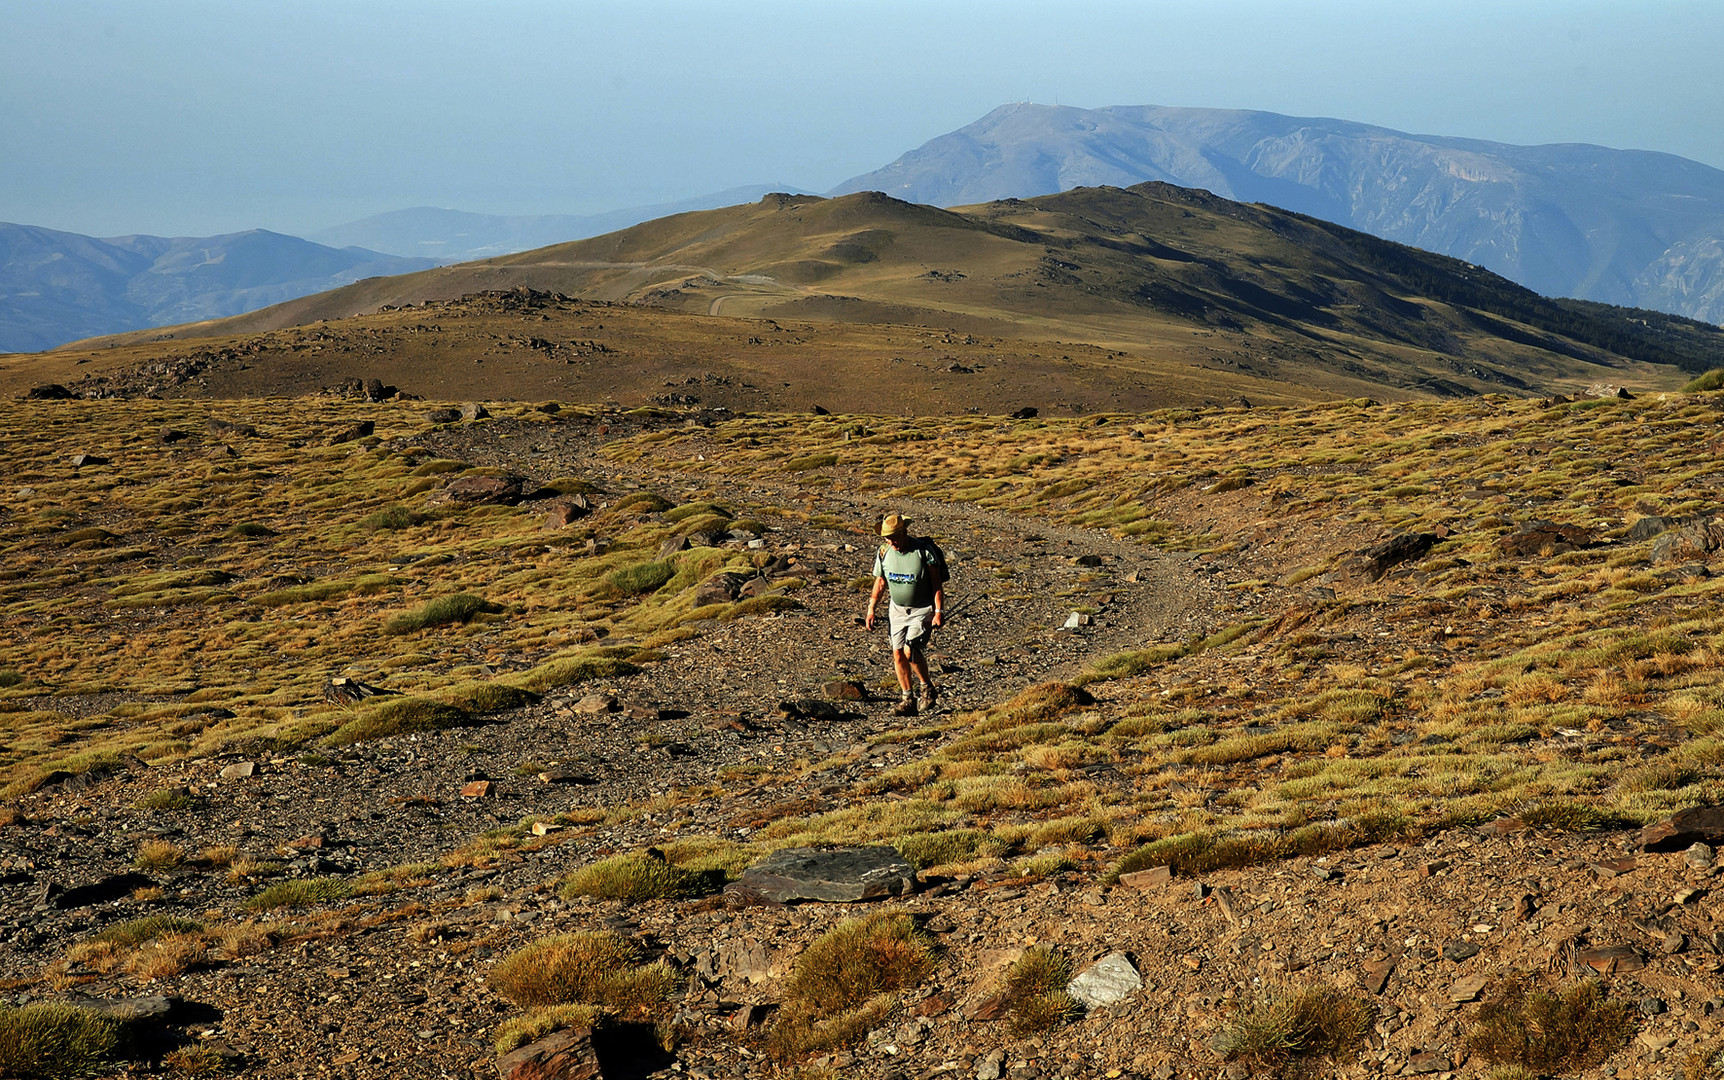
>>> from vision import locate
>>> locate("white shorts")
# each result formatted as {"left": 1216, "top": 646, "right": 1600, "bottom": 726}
{"left": 888, "top": 603, "right": 935, "bottom": 652}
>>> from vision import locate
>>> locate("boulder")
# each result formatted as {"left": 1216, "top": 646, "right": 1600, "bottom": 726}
{"left": 693, "top": 572, "right": 749, "bottom": 607}
{"left": 1652, "top": 517, "right": 1724, "bottom": 563}
{"left": 1066, "top": 952, "right": 1142, "bottom": 1009}
{"left": 220, "top": 761, "right": 257, "bottom": 780}
{"left": 822, "top": 679, "right": 867, "bottom": 702}
{"left": 1629, "top": 515, "right": 1677, "bottom": 542}
{"left": 1010, "top": 407, "right": 1038, "bottom": 419}
{"left": 545, "top": 502, "right": 591, "bottom": 529}
{"left": 364, "top": 378, "right": 386, "bottom": 402}
{"left": 725, "top": 846, "right": 916, "bottom": 903}
{"left": 496, "top": 1025, "right": 602, "bottom": 1080}
{"left": 69, "top": 453, "right": 109, "bottom": 467}
{"left": 326, "top": 420, "right": 374, "bottom": 445}
{"left": 437, "top": 475, "right": 527, "bottom": 506}
{"left": 460, "top": 402, "right": 490, "bottom": 422}
{"left": 425, "top": 408, "right": 463, "bottom": 424}
{"left": 1642, "top": 806, "right": 1724, "bottom": 851}
{"left": 25, "top": 384, "right": 73, "bottom": 400}
{"left": 72, "top": 994, "right": 177, "bottom": 1023}
{"left": 1498, "top": 520, "right": 1601, "bottom": 557}
{"left": 1355, "top": 531, "right": 1438, "bottom": 581}
{"left": 777, "top": 699, "right": 844, "bottom": 723}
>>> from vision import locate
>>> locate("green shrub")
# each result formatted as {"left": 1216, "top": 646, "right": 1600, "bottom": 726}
{"left": 1467, "top": 978, "right": 1633, "bottom": 1073}
{"left": 359, "top": 505, "right": 427, "bottom": 531}
{"left": 559, "top": 852, "right": 716, "bottom": 900}
{"left": 0, "top": 670, "right": 23, "bottom": 689}
{"left": 1682, "top": 368, "right": 1724, "bottom": 393}
{"left": 82, "top": 915, "right": 205, "bottom": 948}
{"left": 1215, "top": 984, "right": 1373, "bottom": 1076}
{"left": 894, "top": 829, "right": 1009, "bottom": 869}
{"left": 605, "top": 561, "right": 676, "bottom": 595}
{"left": 0, "top": 1003, "right": 119, "bottom": 1079}
{"left": 611, "top": 492, "right": 672, "bottom": 514}
{"left": 784, "top": 452, "right": 839, "bottom": 471}
{"left": 494, "top": 1003, "right": 602, "bottom": 1054}
{"left": 383, "top": 593, "right": 496, "bottom": 634}
{"left": 225, "top": 522, "right": 277, "bottom": 538}
{"left": 323, "top": 697, "right": 478, "bottom": 747}
{"left": 137, "top": 787, "right": 197, "bottom": 811}
{"left": 435, "top": 681, "right": 540, "bottom": 714}
{"left": 664, "top": 501, "right": 732, "bottom": 523}
{"left": 507, "top": 652, "right": 640, "bottom": 692}
{"left": 244, "top": 877, "right": 352, "bottom": 912}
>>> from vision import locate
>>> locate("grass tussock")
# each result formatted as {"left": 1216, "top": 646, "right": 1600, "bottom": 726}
{"left": 999, "top": 947, "right": 1080, "bottom": 1034}
{"left": 1215, "top": 984, "right": 1373, "bottom": 1077}
{"left": 487, "top": 932, "right": 676, "bottom": 1016}
{"left": 1467, "top": 977, "right": 1634, "bottom": 1074}
{"left": 494, "top": 1003, "right": 602, "bottom": 1054}
{"left": 383, "top": 593, "right": 497, "bottom": 634}
{"left": 323, "top": 697, "right": 479, "bottom": 747}
{"left": 558, "top": 852, "right": 717, "bottom": 901}
{"left": 770, "top": 911, "right": 935, "bottom": 1059}
{"left": 0, "top": 1003, "right": 120, "bottom": 1079}
{"left": 243, "top": 876, "right": 353, "bottom": 912}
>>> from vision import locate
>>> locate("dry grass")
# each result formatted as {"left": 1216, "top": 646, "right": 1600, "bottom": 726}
{"left": 487, "top": 932, "right": 676, "bottom": 1016}
{"left": 557, "top": 851, "right": 717, "bottom": 901}
{"left": 769, "top": 911, "right": 936, "bottom": 1059}
{"left": 1215, "top": 984, "right": 1373, "bottom": 1077}
{"left": 0, "top": 1003, "right": 119, "bottom": 1079}
{"left": 999, "top": 948, "right": 1080, "bottom": 1034}
{"left": 1467, "top": 977, "right": 1634, "bottom": 1073}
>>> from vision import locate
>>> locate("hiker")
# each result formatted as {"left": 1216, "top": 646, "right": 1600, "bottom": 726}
{"left": 865, "top": 513, "right": 948, "bottom": 716}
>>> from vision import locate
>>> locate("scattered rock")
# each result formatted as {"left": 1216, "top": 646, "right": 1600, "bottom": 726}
{"left": 69, "top": 453, "right": 109, "bottom": 467}
{"left": 1354, "top": 531, "right": 1439, "bottom": 581}
{"left": 1403, "top": 1049, "right": 1450, "bottom": 1074}
{"left": 460, "top": 780, "right": 494, "bottom": 799}
{"left": 220, "top": 761, "right": 257, "bottom": 780}
{"left": 425, "top": 408, "right": 463, "bottom": 424}
{"left": 1642, "top": 806, "right": 1724, "bottom": 851}
{"left": 1066, "top": 952, "right": 1142, "bottom": 1009}
{"left": 1442, "top": 940, "right": 1481, "bottom": 962}
{"left": 821, "top": 679, "right": 867, "bottom": 702}
{"left": 1063, "top": 612, "right": 1093, "bottom": 629}
{"left": 436, "top": 474, "right": 527, "bottom": 505}
{"left": 1687, "top": 842, "right": 1716, "bottom": 869}
{"left": 694, "top": 572, "right": 749, "bottom": 606}
{"left": 546, "top": 501, "right": 591, "bottom": 530}
{"left": 72, "top": 994, "right": 177, "bottom": 1022}
{"left": 326, "top": 420, "right": 375, "bottom": 445}
{"left": 1652, "top": 517, "right": 1724, "bottom": 563}
{"left": 1577, "top": 945, "right": 1645, "bottom": 974}
{"left": 777, "top": 699, "right": 844, "bottom": 723}
{"left": 1449, "top": 974, "right": 1489, "bottom": 1002}
{"left": 460, "top": 402, "right": 490, "bottom": 422}
{"left": 495, "top": 1025, "right": 601, "bottom": 1080}
{"left": 725, "top": 846, "right": 916, "bottom": 903}
{"left": 573, "top": 694, "right": 617, "bottom": 715}
{"left": 1362, "top": 958, "right": 1394, "bottom": 995}
{"left": 363, "top": 378, "right": 386, "bottom": 402}
{"left": 1585, "top": 383, "right": 1633, "bottom": 399}
{"left": 1119, "top": 865, "right": 1174, "bottom": 889}
{"left": 1498, "top": 519, "right": 1601, "bottom": 556}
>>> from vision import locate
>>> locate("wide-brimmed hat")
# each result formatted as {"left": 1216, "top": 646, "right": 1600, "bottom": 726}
{"left": 880, "top": 513, "right": 910, "bottom": 537}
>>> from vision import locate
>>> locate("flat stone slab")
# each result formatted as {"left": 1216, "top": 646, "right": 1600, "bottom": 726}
{"left": 1643, "top": 806, "right": 1724, "bottom": 851}
{"left": 73, "top": 994, "right": 177, "bottom": 1022}
{"left": 1066, "top": 952, "right": 1142, "bottom": 1009}
{"left": 725, "top": 846, "right": 915, "bottom": 903}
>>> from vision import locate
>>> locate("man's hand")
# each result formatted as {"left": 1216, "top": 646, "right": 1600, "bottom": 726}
{"left": 932, "top": 608, "right": 942, "bottom": 628}
{"left": 865, "top": 607, "right": 876, "bottom": 630}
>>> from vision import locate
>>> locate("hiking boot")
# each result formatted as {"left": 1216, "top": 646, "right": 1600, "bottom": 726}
{"left": 919, "top": 684, "right": 939, "bottom": 711}
{"left": 893, "top": 695, "right": 918, "bottom": 717}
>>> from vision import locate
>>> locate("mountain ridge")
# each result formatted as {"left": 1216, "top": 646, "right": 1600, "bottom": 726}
{"left": 832, "top": 103, "right": 1724, "bottom": 324}
{"left": 0, "top": 223, "right": 435, "bottom": 353}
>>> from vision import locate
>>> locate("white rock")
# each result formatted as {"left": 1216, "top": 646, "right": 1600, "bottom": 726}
{"left": 1066, "top": 951, "right": 1142, "bottom": 1009}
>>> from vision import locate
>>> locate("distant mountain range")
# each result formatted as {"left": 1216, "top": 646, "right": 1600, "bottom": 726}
{"left": 305, "top": 185, "right": 809, "bottom": 261}
{"left": 0, "top": 225, "right": 435, "bottom": 353}
{"left": 834, "top": 103, "right": 1724, "bottom": 324}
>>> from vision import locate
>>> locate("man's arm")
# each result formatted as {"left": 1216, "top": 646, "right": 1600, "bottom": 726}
{"left": 932, "top": 580, "right": 944, "bottom": 627}
{"left": 865, "top": 576, "right": 886, "bottom": 630}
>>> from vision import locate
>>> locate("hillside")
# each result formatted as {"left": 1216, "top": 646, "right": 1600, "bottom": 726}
{"left": 0, "top": 224, "right": 435, "bottom": 353}
{"left": 3, "top": 388, "right": 1724, "bottom": 1078}
{"left": 27, "top": 184, "right": 1724, "bottom": 407}
{"left": 833, "top": 103, "right": 1724, "bottom": 324}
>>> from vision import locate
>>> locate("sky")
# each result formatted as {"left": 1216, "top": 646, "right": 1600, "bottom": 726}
{"left": 5, "top": 0, "right": 1723, "bottom": 239}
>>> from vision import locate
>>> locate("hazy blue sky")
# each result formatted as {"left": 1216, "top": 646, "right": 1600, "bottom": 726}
{"left": 5, "top": 0, "right": 1722, "bottom": 238}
